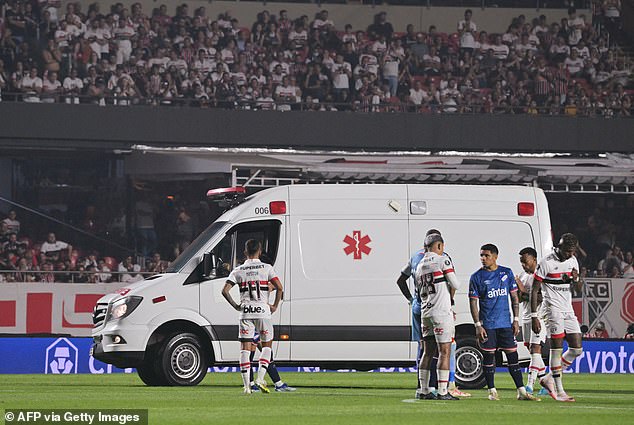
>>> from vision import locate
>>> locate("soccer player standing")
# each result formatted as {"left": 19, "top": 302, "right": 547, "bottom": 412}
{"left": 515, "top": 247, "right": 555, "bottom": 397}
{"left": 222, "top": 239, "right": 283, "bottom": 394}
{"left": 531, "top": 233, "right": 584, "bottom": 402}
{"left": 469, "top": 244, "right": 539, "bottom": 401}
{"left": 415, "top": 233, "right": 461, "bottom": 400}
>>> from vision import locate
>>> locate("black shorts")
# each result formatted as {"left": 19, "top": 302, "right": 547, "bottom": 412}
{"left": 479, "top": 327, "right": 517, "bottom": 352}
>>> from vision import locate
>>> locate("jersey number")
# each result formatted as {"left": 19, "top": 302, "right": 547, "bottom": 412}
{"left": 246, "top": 281, "right": 262, "bottom": 301}
{"left": 419, "top": 272, "right": 436, "bottom": 298}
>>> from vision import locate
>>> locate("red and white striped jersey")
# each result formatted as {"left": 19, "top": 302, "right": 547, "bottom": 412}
{"left": 534, "top": 250, "right": 579, "bottom": 313}
{"left": 415, "top": 252, "right": 460, "bottom": 318}
{"left": 518, "top": 271, "right": 544, "bottom": 322}
{"left": 227, "top": 259, "right": 278, "bottom": 319}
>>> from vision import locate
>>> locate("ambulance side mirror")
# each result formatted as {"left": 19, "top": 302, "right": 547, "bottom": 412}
{"left": 202, "top": 253, "right": 215, "bottom": 279}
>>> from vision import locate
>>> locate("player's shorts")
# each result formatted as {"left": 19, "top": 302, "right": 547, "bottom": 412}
{"left": 522, "top": 320, "right": 546, "bottom": 346}
{"left": 412, "top": 298, "right": 422, "bottom": 342}
{"left": 479, "top": 327, "right": 517, "bottom": 352}
{"left": 239, "top": 318, "right": 274, "bottom": 343}
{"left": 544, "top": 310, "right": 581, "bottom": 339}
{"left": 422, "top": 314, "right": 454, "bottom": 344}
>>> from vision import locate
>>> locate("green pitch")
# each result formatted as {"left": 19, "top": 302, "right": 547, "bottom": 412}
{"left": 1, "top": 373, "right": 633, "bottom": 425}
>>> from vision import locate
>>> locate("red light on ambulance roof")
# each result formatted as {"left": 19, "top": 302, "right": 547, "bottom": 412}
{"left": 518, "top": 202, "right": 535, "bottom": 216}
{"left": 269, "top": 201, "right": 286, "bottom": 215}
{"left": 206, "top": 187, "right": 246, "bottom": 198}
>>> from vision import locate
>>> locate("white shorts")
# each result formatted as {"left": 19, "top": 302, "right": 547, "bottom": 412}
{"left": 544, "top": 310, "right": 581, "bottom": 338}
{"left": 522, "top": 320, "right": 546, "bottom": 346}
{"left": 422, "top": 315, "right": 454, "bottom": 344}
{"left": 239, "top": 318, "right": 274, "bottom": 342}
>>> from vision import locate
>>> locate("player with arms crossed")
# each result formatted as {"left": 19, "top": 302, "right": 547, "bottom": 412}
{"left": 469, "top": 244, "right": 539, "bottom": 401}
{"left": 532, "top": 233, "right": 584, "bottom": 402}
{"left": 515, "top": 247, "right": 555, "bottom": 397}
{"left": 415, "top": 233, "right": 461, "bottom": 400}
{"left": 222, "top": 239, "right": 283, "bottom": 394}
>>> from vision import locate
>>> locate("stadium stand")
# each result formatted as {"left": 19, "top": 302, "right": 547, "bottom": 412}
{"left": 0, "top": 0, "right": 632, "bottom": 114}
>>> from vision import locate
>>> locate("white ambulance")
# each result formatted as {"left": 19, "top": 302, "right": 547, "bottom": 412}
{"left": 91, "top": 184, "right": 552, "bottom": 387}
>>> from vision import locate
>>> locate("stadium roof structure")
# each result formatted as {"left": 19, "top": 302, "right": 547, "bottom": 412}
{"left": 128, "top": 147, "right": 634, "bottom": 194}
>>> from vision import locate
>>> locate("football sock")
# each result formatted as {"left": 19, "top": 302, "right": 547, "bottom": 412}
{"left": 249, "top": 350, "right": 256, "bottom": 383}
{"left": 550, "top": 348, "right": 564, "bottom": 394}
{"left": 449, "top": 340, "right": 456, "bottom": 383}
{"left": 240, "top": 350, "right": 251, "bottom": 388}
{"left": 438, "top": 369, "right": 450, "bottom": 396}
{"left": 257, "top": 347, "right": 272, "bottom": 382}
{"left": 418, "top": 369, "right": 430, "bottom": 395}
{"left": 562, "top": 347, "right": 583, "bottom": 370}
{"left": 416, "top": 342, "right": 423, "bottom": 389}
{"left": 483, "top": 351, "right": 496, "bottom": 389}
{"left": 528, "top": 353, "right": 545, "bottom": 388}
{"left": 506, "top": 350, "right": 525, "bottom": 389}
{"left": 267, "top": 361, "right": 282, "bottom": 385}
{"left": 430, "top": 356, "right": 439, "bottom": 390}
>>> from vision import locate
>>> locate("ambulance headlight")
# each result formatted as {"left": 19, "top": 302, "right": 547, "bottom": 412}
{"left": 107, "top": 296, "right": 143, "bottom": 322}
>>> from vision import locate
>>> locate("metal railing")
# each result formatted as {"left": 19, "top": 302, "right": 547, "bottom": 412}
{"left": 2, "top": 92, "right": 633, "bottom": 117}
{"left": 0, "top": 269, "right": 159, "bottom": 284}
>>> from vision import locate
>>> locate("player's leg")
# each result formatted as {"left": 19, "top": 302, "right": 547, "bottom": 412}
{"left": 561, "top": 313, "right": 583, "bottom": 371}
{"left": 480, "top": 327, "right": 498, "bottom": 400}
{"left": 434, "top": 317, "right": 458, "bottom": 400}
{"left": 412, "top": 300, "right": 424, "bottom": 394}
{"left": 499, "top": 328, "right": 539, "bottom": 401}
{"left": 418, "top": 317, "right": 438, "bottom": 399}
{"left": 254, "top": 319, "right": 274, "bottom": 393}
{"left": 239, "top": 320, "right": 256, "bottom": 394}
{"left": 248, "top": 342, "right": 257, "bottom": 390}
{"left": 547, "top": 312, "right": 574, "bottom": 401}
{"left": 448, "top": 336, "right": 471, "bottom": 397}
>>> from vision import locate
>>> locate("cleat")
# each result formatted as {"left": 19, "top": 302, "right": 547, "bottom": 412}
{"left": 450, "top": 388, "right": 471, "bottom": 397}
{"left": 437, "top": 393, "right": 460, "bottom": 400}
{"left": 555, "top": 392, "right": 576, "bottom": 402}
{"left": 275, "top": 383, "right": 296, "bottom": 392}
{"left": 415, "top": 389, "right": 424, "bottom": 399}
{"left": 518, "top": 392, "right": 541, "bottom": 401}
{"left": 254, "top": 380, "right": 270, "bottom": 394}
{"left": 251, "top": 384, "right": 260, "bottom": 392}
{"left": 423, "top": 392, "right": 438, "bottom": 400}
{"left": 539, "top": 375, "right": 557, "bottom": 400}
{"left": 243, "top": 386, "right": 252, "bottom": 395}
{"left": 488, "top": 389, "right": 500, "bottom": 401}
{"left": 525, "top": 385, "right": 533, "bottom": 395}
{"left": 538, "top": 388, "right": 550, "bottom": 396}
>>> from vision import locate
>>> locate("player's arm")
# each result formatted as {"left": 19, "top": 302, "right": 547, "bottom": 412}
{"left": 221, "top": 281, "right": 240, "bottom": 311}
{"left": 531, "top": 276, "right": 542, "bottom": 334}
{"left": 469, "top": 296, "right": 487, "bottom": 342}
{"left": 571, "top": 267, "right": 583, "bottom": 293}
{"left": 396, "top": 272, "right": 413, "bottom": 303}
{"left": 510, "top": 289, "right": 520, "bottom": 336}
{"left": 269, "top": 277, "right": 283, "bottom": 313}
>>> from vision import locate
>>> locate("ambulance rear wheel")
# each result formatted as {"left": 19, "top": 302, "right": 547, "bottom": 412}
{"left": 454, "top": 335, "right": 486, "bottom": 389}
{"left": 158, "top": 332, "right": 208, "bottom": 386}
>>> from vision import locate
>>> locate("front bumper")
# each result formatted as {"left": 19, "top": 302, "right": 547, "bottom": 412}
{"left": 91, "top": 340, "right": 145, "bottom": 368}
{"left": 91, "top": 322, "right": 151, "bottom": 368}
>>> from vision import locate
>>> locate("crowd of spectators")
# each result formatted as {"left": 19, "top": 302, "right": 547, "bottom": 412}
{"left": 0, "top": 209, "right": 170, "bottom": 283}
{"left": 0, "top": 1, "right": 631, "bottom": 114}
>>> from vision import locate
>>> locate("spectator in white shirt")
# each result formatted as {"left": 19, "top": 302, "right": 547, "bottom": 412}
{"left": 40, "top": 232, "right": 72, "bottom": 263}
{"left": 458, "top": 9, "right": 477, "bottom": 56}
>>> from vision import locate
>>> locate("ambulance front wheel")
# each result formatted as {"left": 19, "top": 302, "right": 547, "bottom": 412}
{"left": 454, "top": 334, "right": 486, "bottom": 389}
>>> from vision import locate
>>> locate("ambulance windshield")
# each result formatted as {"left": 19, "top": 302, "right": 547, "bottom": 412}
{"left": 166, "top": 221, "right": 227, "bottom": 272}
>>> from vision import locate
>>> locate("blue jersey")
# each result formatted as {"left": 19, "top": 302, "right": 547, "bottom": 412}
{"left": 469, "top": 266, "right": 517, "bottom": 330}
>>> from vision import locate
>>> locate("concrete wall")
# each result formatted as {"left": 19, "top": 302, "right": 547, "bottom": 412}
{"left": 64, "top": 1, "right": 582, "bottom": 34}
{"left": 0, "top": 102, "right": 631, "bottom": 154}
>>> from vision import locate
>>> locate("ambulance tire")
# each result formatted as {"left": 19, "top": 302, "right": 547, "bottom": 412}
{"left": 454, "top": 335, "right": 486, "bottom": 389}
{"left": 158, "top": 332, "right": 208, "bottom": 386}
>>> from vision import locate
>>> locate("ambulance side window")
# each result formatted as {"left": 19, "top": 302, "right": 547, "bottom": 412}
{"left": 211, "top": 220, "right": 281, "bottom": 275}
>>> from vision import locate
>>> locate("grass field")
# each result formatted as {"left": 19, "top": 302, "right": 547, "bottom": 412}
{"left": 2, "top": 373, "right": 634, "bottom": 425}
